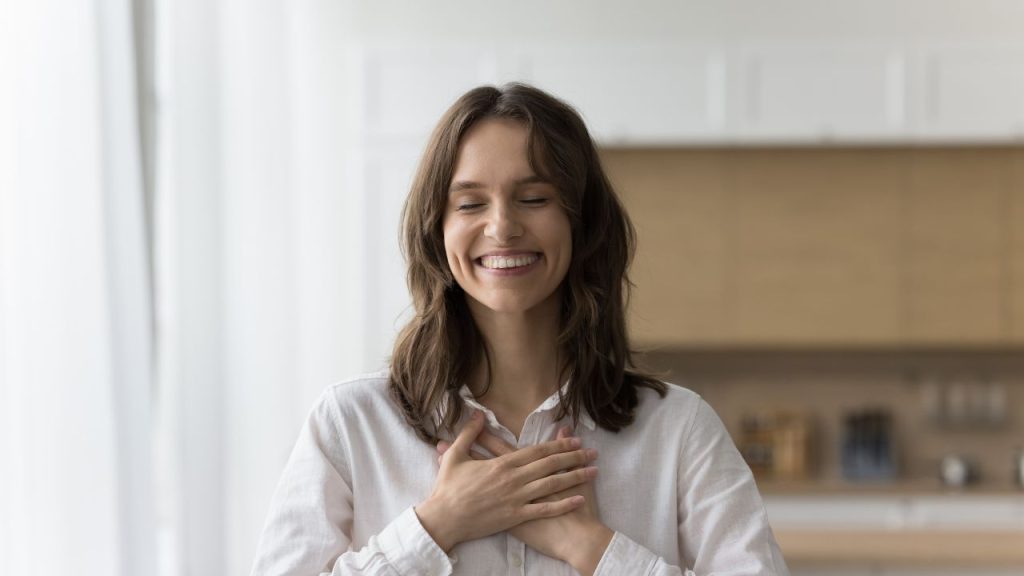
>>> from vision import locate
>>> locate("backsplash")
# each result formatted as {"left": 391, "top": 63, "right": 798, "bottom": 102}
{"left": 640, "top": 349, "right": 1024, "bottom": 488}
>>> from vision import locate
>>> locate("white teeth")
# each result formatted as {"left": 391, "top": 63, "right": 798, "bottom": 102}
{"left": 480, "top": 254, "right": 539, "bottom": 269}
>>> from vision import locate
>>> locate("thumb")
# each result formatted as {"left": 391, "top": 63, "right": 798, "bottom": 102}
{"left": 449, "top": 410, "right": 485, "bottom": 459}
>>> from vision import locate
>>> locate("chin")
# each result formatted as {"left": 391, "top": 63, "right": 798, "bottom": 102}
{"left": 477, "top": 299, "right": 539, "bottom": 314}
{"left": 464, "top": 291, "right": 543, "bottom": 315}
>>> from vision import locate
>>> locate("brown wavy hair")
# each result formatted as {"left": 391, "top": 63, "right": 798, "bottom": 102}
{"left": 389, "top": 82, "right": 666, "bottom": 444}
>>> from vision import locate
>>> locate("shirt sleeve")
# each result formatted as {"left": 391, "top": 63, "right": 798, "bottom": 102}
{"left": 592, "top": 531, "right": 695, "bottom": 576}
{"left": 676, "top": 398, "right": 790, "bottom": 575}
{"left": 249, "top": 392, "right": 454, "bottom": 576}
{"left": 594, "top": 397, "right": 789, "bottom": 576}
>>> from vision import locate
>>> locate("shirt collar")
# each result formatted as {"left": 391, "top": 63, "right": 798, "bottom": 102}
{"left": 438, "top": 380, "right": 596, "bottom": 432}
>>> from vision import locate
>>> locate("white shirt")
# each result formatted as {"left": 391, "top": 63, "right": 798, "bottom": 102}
{"left": 250, "top": 372, "right": 789, "bottom": 575}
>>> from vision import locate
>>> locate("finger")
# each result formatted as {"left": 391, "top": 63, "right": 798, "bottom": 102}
{"left": 501, "top": 436, "right": 579, "bottom": 468}
{"left": 437, "top": 440, "right": 491, "bottom": 462}
{"left": 524, "top": 465, "right": 597, "bottom": 501}
{"left": 449, "top": 410, "right": 485, "bottom": 458}
{"left": 554, "top": 426, "right": 579, "bottom": 472}
{"left": 519, "top": 447, "right": 596, "bottom": 482}
{"left": 521, "top": 495, "right": 585, "bottom": 520}
{"left": 476, "top": 428, "right": 515, "bottom": 457}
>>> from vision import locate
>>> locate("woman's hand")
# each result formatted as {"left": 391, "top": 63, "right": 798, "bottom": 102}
{"left": 436, "top": 425, "right": 614, "bottom": 575}
{"left": 415, "top": 410, "right": 595, "bottom": 553}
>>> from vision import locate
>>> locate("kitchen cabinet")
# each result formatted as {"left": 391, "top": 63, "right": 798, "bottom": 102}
{"left": 606, "top": 148, "right": 1023, "bottom": 348}
{"left": 519, "top": 42, "right": 1024, "bottom": 145}
{"left": 903, "top": 150, "right": 1008, "bottom": 344}
{"left": 767, "top": 494, "right": 1024, "bottom": 573}
{"left": 605, "top": 150, "right": 731, "bottom": 345}
{"left": 734, "top": 45, "right": 907, "bottom": 142}
{"left": 726, "top": 150, "right": 904, "bottom": 344}
{"left": 917, "top": 45, "right": 1024, "bottom": 141}
{"left": 519, "top": 45, "right": 728, "bottom": 145}
{"left": 359, "top": 46, "right": 497, "bottom": 140}
{"left": 355, "top": 41, "right": 1024, "bottom": 147}
{"left": 1011, "top": 150, "right": 1024, "bottom": 343}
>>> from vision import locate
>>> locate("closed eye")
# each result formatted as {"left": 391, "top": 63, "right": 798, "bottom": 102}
{"left": 456, "top": 203, "right": 484, "bottom": 211}
{"left": 521, "top": 198, "right": 548, "bottom": 205}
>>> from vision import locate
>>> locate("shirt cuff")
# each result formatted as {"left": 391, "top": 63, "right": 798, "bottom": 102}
{"left": 374, "top": 506, "right": 454, "bottom": 576}
{"left": 593, "top": 531, "right": 696, "bottom": 576}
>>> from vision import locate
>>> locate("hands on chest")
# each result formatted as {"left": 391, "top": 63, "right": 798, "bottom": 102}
{"left": 415, "top": 411, "right": 614, "bottom": 576}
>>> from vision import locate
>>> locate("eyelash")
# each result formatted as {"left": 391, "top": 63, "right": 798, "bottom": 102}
{"left": 456, "top": 198, "right": 548, "bottom": 211}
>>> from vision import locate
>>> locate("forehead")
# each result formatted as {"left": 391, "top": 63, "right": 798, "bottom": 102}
{"left": 452, "top": 117, "right": 533, "bottom": 180}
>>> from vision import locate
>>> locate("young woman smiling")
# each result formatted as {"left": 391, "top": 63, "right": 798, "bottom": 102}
{"left": 251, "top": 84, "right": 789, "bottom": 575}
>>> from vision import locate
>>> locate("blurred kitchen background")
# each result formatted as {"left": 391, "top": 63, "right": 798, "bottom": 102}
{"left": 3, "top": 1, "right": 1024, "bottom": 575}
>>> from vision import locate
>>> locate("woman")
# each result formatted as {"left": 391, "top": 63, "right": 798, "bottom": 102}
{"left": 251, "top": 83, "right": 789, "bottom": 575}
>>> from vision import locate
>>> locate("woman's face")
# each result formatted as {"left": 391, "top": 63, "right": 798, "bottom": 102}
{"left": 442, "top": 117, "right": 572, "bottom": 317}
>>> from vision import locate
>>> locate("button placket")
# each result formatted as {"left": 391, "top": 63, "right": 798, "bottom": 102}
{"left": 506, "top": 534, "right": 527, "bottom": 575}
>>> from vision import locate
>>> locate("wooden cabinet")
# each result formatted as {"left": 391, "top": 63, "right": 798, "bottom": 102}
{"left": 1011, "top": 150, "right": 1024, "bottom": 343}
{"left": 606, "top": 148, "right": 1024, "bottom": 348}
{"left": 727, "top": 150, "right": 904, "bottom": 344}
{"left": 904, "top": 150, "right": 1008, "bottom": 344}
{"left": 603, "top": 150, "right": 731, "bottom": 345}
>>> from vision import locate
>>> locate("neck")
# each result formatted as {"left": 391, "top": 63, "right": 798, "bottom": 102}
{"left": 466, "top": 292, "right": 564, "bottom": 414}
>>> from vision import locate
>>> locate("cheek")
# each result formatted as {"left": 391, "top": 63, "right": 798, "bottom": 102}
{"left": 442, "top": 221, "right": 470, "bottom": 271}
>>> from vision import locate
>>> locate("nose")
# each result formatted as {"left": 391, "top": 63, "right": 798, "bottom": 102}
{"left": 484, "top": 203, "right": 523, "bottom": 243}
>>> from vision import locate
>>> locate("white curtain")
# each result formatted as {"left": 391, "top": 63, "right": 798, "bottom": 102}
{"left": 3, "top": 0, "right": 375, "bottom": 573}
{"left": 158, "top": 0, "right": 370, "bottom": 573}
{"left": 0, "top": 1, "right": 155, "bottom": 575}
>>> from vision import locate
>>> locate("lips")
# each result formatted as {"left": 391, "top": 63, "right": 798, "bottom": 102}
{"left": 477, "top": 251, "right": 544, "bottom": 268}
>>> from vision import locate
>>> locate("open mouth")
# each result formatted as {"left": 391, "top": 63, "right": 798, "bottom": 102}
{"left": 476, "top": 252, "right": 542, "bottom": 271}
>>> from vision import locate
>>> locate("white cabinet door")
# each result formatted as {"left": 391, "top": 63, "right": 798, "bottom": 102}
{"left": 918, "top": 45, "right": 1024, "bottom": 141}
{"left": 735, "top": 44, "right": 908, "bottom": 143}
{"left": 519, "top": 45, "right": 728, "bottom": 145}
{"left": 360, "top": 46, "right": 500, "bottom": 140}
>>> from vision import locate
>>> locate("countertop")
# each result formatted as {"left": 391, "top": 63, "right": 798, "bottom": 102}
{"left": 759, "top": 477, "right": 1024, "bottom": 496}
{"left": 776, "top": 530, "right": 1024, "bottom": 566}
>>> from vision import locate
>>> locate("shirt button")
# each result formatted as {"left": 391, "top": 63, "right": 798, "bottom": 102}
{"left": 511, "top": 554, "right": 522, "bottom": 567}
{"left": 449, "top": 552, "right": 459, "bottom": 564}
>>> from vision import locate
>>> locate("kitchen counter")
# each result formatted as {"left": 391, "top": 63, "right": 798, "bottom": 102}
{"left": 765, "top": 490, "right": 1024, "bottom": 567}
{"left": 776, "top": 530, "right": 1024, "bottom": 566}
{"left": 758, "top": 478, "right": 1024, "bottom": 496}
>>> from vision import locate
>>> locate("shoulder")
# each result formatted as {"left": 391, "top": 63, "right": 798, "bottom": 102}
{"left": 633, "top": 380, "right": 722, "bottom": 441}
{"left": 314, "top": 370, "right": 396, "bottom": 421}
{"left": 635, "top": 380, "right": 703, "bottom": 418}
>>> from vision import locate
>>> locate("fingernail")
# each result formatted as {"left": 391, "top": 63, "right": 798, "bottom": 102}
{"left": 568, "top": 437, "right": 581, "bottom": 448}
{"left": 586, "top": 448, "right": 598, "bottom": 460}
{"left": 585, "top": 466, "right": 598, "bottom": 478}
{"left": 571, "top": 495, "right": 585, "bottom": 505}
{"left": 472, "top": 410, "right": 482, "bottom": 420}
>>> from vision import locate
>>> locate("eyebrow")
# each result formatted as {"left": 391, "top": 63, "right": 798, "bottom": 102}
{"left": 448, "top": 175, "right": 549, "bottom": 194}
